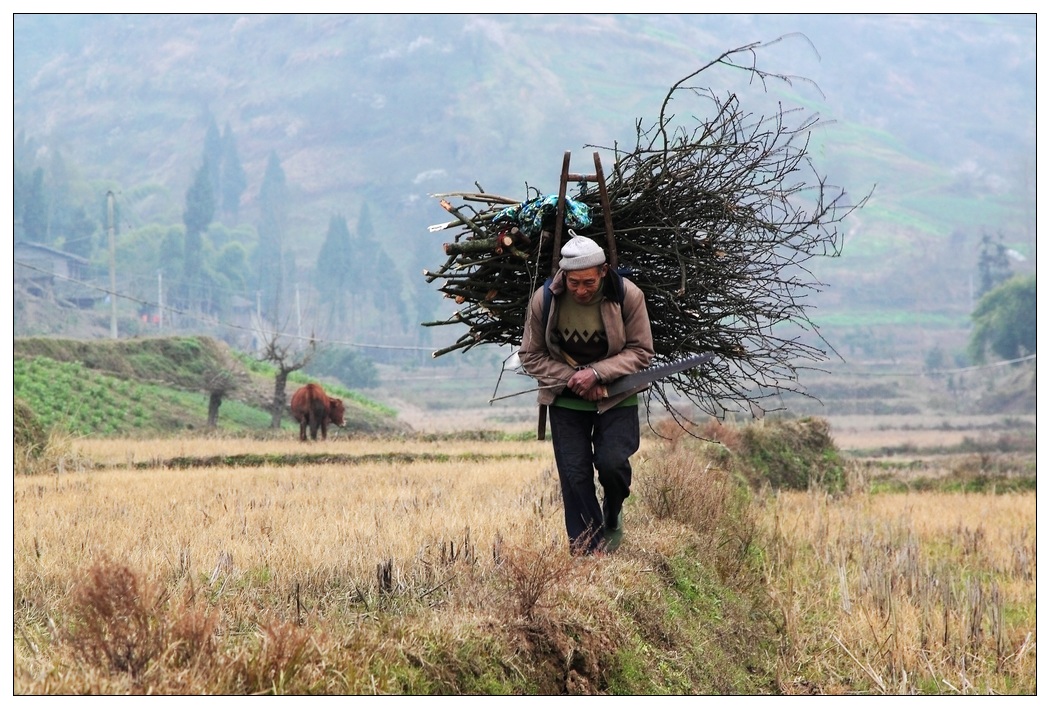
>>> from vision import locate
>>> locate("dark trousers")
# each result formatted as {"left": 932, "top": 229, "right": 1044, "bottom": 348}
{"left": 548, "top": 405, "right": 640, "bottom": 554}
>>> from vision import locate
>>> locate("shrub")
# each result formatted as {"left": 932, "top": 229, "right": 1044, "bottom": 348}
{"left": 655, "top": 416, "right": 845, "bottom": 492}
{"left": 14, "top": 408, "right": 85, "bottom": 476}
{"left": 14, "top": 397, "right": 46, "bottom": 452}
{"left": 65, "top": 562, "right": 218, "bottom": 683}
{"left": 496, "top": 540, "right": 575, "bottom": 620}
{"left": 738, "top": 417, "right": 846, "bottom": 492}
{"left": 635, "top": 443, "right": 758, "bottom": 584}
{"left": 303, "top": 347, "right": 379, "bottom": 389}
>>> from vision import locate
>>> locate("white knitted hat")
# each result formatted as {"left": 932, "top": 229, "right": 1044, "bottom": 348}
{"left": 558, "top": 231, "right": 606, "bottom": 271}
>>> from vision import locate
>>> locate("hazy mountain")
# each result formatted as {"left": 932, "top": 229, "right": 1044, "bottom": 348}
{"left": 12, "top": 13, "right": 1036, "bottom": 363}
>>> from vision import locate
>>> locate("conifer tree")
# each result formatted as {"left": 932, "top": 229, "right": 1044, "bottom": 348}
{"left": 159, "top": 226, "right": 183, "bottom": 275}
{"left": 22, "top": 168, "right": 48, "bottom": 243}
{"left": 47, "top": 151, "right": 74, "bottom": 243}
{"left": 349, "top": 202, "right": 380, "bottom": 293}
{"left": 357, "top": 200, "right": 376, "bottom": 242}
{"left": 183, "top": 160, "right": 216, "bottom": 308}
{"left": 219, "top": 122, "right": 247, "bottom": 223}
{"left": 203, "top": 116, "right": 223, "bottom": 205}
{"left": 13, "top": 166, "right": 31, "bottom": 232}
{"left": 253, "top": 152, "right": 288, "bottom": 321}
{"left": 371, "top": 247, "right": 407, "bottom": 329}
{"left": 315, "top": 214, "right": 354, "bottom": 330}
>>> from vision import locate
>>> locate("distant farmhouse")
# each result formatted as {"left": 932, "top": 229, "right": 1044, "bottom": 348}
{"left": 14, "top": 241, "right": 101, "bottom": 308}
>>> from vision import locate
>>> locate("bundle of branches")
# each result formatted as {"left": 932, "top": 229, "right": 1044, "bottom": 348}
{"left": 423, "top": 41, "right": 869, "bottom": 422}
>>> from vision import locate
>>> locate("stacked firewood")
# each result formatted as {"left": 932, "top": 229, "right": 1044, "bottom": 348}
{"left": 423, "top": 47, "right": 867, "bottom": 420}
{"left": 422, "top": 192, "right": 593, "bottom": 355}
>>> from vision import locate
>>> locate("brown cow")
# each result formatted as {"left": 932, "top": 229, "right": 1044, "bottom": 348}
{"left": 289, "top": 383, "right": 345, "bottom": 441}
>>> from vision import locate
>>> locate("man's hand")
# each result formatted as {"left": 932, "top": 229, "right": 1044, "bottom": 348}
{"left": 566, "top": 368, "right": 606, "bottom": 401}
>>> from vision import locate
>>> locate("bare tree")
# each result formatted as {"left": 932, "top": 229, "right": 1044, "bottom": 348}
{"left": 258, "top": 323, "right": 316, "bottom": 430}
{"left": 203, "top": 354, "right": 248, "bottom": 429}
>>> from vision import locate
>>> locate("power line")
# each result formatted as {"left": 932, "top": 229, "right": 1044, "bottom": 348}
{"left": 14, "top": 260, "right": 435, "bottom": 353}
{"left": 832, "top": 353, "right": 1036, "bottom": 378}
{"left": 16, "top": 260, "right": 1039, "bottom": 371}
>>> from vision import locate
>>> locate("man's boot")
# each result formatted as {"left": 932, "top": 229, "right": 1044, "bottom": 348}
{"left": 604, "top": 511, "right": 624, "bottom": 553}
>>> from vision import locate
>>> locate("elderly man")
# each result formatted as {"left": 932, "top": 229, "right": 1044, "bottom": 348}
{"left": 519, "top": 232, "right": 654, "bottom": 555}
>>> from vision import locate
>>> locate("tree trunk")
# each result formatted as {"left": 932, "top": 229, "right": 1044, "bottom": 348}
{"left": 271, "top": 371, "right": 289, "bottom": 429}
{"left": 207, "top": 391, "right": 223, "bottom": 428}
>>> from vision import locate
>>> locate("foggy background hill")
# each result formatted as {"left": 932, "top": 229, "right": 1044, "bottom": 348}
{"left": 12, "top": 13, "right": 1036, "bottom": 379}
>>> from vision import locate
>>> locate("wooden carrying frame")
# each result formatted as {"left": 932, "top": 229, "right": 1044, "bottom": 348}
{"left": 538, "top": 151, "right": 616, "bottom": 440}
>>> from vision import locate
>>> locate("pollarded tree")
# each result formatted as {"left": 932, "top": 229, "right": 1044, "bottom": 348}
{"left": 968, "top": 274, "right": 1036, "bottom": 364}
{"left": 258, "top": 326, "right": 315, "bottom": 430}
{"left": 202, "top": 345, "right": 248, "bottom": 429}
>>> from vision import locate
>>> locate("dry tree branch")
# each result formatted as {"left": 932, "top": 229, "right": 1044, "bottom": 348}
{"left": 421, "top": 40, "right": 872, "bottom": 429}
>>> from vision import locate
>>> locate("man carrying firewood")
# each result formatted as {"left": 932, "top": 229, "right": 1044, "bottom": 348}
{"left": 519, "top": 233, "right": 655, "bottom": 555}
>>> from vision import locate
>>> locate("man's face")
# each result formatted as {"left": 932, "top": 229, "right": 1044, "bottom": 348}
{"left": 565, "top": 265, "right": 607, "bottom": 304}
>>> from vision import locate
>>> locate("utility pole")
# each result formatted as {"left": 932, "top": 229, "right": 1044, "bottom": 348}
{"left": 157, "top": 270, "right": 163, "bottom": 330}
{"left": 256, "top": 290, "right": 263, "bottom": 354}
{"left": 107, "top": 191, "right": 117, "bottom": 339}
{"left": 295, "top": 283, "right": 302, "bottom": 343}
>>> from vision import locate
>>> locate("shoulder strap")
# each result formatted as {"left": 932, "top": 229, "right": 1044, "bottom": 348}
{"left": 541, "top": 277, "right": 555, "bottom": 328}
{"left": 609, "top": 267, "right": 630, "bottom": 306}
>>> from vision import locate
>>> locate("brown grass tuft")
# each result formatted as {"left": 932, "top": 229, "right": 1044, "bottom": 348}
{"left": 635, "top": 443, "right": 758, "bottom": 584}
{"left": 66, "top": 562, "right": 168, "bottom": 678}
{"left": 232, "top": 621, "right": 318, "bottom": 695}
{"left": 693, "top": 417, "right": 745, "bottom": 452}
{"left": 496, "top": 540, "right": 576, "bottom": 620}
{"left": 65, "top": 561, "right": 218, "bottom": 687}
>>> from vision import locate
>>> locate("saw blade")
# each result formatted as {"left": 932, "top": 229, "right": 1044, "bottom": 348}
{"left": 603, "top": 352, "right": 716, "bottom": 398}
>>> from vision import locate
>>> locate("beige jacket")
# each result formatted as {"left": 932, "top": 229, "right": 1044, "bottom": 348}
{"left": 518, "top": 270, "right": 655, "bottom": 413}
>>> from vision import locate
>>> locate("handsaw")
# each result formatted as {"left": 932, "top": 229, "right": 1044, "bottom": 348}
{"left": 600, "top": 351, "right": 716, "bottom": 399}
{"left": 491, "top": 352, "right": 716, "bottom": 405}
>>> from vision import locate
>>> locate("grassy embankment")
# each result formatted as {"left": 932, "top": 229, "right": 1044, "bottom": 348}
{"left": 13, "top": 336, "right": 401, "bottom": 438}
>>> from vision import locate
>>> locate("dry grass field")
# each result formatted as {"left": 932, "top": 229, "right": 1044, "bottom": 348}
{"left": 20, "top": 436, "right": 575, "bottom": 584}
{"left": 13, "top": 417, "right": 1037, "bottom": 695}
{"left": 763, "top": 489, "right": 1036, "bottom": 694}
